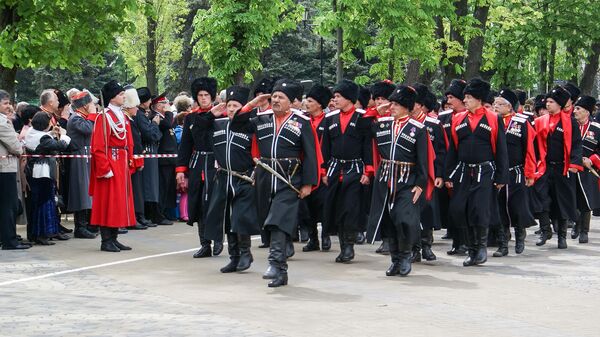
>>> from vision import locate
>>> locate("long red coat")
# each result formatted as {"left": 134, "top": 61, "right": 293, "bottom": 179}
{"left": 89, "top": 108, "right": 137, "bottom": 228}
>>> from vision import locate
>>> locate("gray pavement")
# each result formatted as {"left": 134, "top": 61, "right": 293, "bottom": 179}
{"left": 1, "top": 218, "right": 600, "bottom": 337}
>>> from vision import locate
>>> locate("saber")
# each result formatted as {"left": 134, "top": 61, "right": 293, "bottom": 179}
{"left": 589, "top": 167, "right": 600, "bottom": 179}
{"left": 219, "top": 168, "right": 255, "bottom": 184}
{"left": 253, "top": 158, "right": 300, "bottom": 194}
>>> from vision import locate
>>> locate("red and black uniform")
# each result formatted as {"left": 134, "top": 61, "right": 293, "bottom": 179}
{"left": 534, "top": 110, "right": 583, "bottom": 240}
{"left": 234, "top": 105, "right": 320, "bottom": 284}
{"left": 575, "top": 120, "right": 600, "bottom": 241}
{"left": 496, "top": 113, "right": 537, "bottom": 253}
{"left": 321, "top": 106, "right": 373, "bottom": 260}
{"left": 445, "top": 107, "right": 509, "bottom": 261}
{"left": 367, "top": 116, "right": 434, "bottom": 270}
{"left": 438, "top": 108, "right": 469, "bottom": 253}
{"left": 298, "top": 110, "right": 328, "bottom": 250}
{"left": 176, "top": 106, "right": 218, "bottom": 249}
{"left": 412, "top": 111, "right": 446, "bottom": 257}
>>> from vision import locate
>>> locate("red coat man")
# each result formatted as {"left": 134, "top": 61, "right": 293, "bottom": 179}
{"left": 90, "top": 80, "right": 137, "bottom": 252}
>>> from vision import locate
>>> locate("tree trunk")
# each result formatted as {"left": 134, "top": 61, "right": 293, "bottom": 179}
{"left": 443, "top": 0, "right": 468, "bottom": 85}
{"left": 405, "top": 59, "right": 421, "bottom": 84}
{"left": 146, "top": 10, "right": 158, "bottom": 95}
{"left": 539, "top": 45, "right": 548, "bottom": 93}
{"left": 580, "top": 41, "right": 600, "bottom": 95}
{"left": 464, "top": 5, "right": 489, "bottom": 79}
{"left": 548, "top": 39, "right": 557, "bottom": 90}
{"left": 0, "top": 5, "right": 18, "bottom": 98}
{"left": 0, "top": 65, "right": 17, "bottom": 99}
{"left": 233, "top": 69, "right": 245, "bottom": 85}
{"left": 333, "top": 0, "right": 343, "bottom": 82}
{"left": 388, "top": 37, "right": 395, "bottom": 80}
{"left": 166, "top": 0, "right": 210, "bottom": 97}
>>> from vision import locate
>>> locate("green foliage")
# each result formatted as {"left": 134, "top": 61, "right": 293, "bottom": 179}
{"left": 118, "top": 0, "right": 189, "bottom": 91}
{"left": 0, "top": 0, "right": 137, "bottom": 70}
{"left": 192, "top": 0, "right": 303, "bottom": 87}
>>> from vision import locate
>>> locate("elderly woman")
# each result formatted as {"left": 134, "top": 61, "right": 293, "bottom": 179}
{"left": 24, "top": 112, "right": 71, "bottom": 245}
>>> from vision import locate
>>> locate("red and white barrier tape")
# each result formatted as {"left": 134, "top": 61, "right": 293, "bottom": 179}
{"left": 0, "top": 154, "right": 178, "bottom": 159}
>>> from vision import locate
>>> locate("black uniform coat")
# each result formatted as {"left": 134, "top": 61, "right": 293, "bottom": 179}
{"left": 416, "top": 113, "right": 446, "bottom": 231}
{"left": 535, "top": 112, "right": 583, "bottom": 221}
{"left": 234, "top": 109, "right": 319, "bottom": 236}
{"left": 198, "top": 113, "right": 260, "bottom": 241}
{"left": 576, "top": 120, "right": 600, "bottom": 212}
{"left": 321, "top": 107, "right": 373, "bottom": 235}
{"left": 127, "top": 114, "right": 145, "bottom": 214}
{"left": 436, "top": 109, "right": 458, "bottom": 230}
{"left": 136, "top": 109, "right": 162, "bottom": 203}
{"left": 157, "top": 111, "right": 177, "bottom": 209}
{"left": 299, "top": 112, "right": 327, "bottom": 232}
{"left": 366, "top": 117, "right": 429, "bottom": 245}
{"left": 176, "top": 108, "right": 217, "bottom": 226}
{"left": 445, "top": 108, "right": 509, "bottom": 229}
{"left": 498, "top": 113, "right": 536, "bottom": 228}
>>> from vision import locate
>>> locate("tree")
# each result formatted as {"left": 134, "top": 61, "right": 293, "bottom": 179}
{"left": 0, "top": 0, "right": 137, "bottom": 97}
{"left": 192, "top": 0, "right": 303, "bottom": 87}
{"left": 118, "top": 0, "right": 189, "bottom": 95}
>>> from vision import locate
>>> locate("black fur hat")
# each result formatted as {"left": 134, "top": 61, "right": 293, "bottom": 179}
{"left": 370, "top": 80, "right": 395, "bottom": 100}
{"left": 191, "top": 77, "right": 218, "bottom": 102}
{"left": 463, "top": 78, "right": 491, "bottom": 101}
{"left": 445, "top": 79, "right": 467, "bottom": 100}
{"left": 574, "top": 95, "right": 596, "bottom": 113}
{"left": 358, "top": 85, "right": 371, "bottom": 108}
{"left": 424, "top": 92, "right": 438, "bottom": 112}
{"left": 333, "top": 79, "right": 360, "bottom": 104}
{"left": 55, "top": 89, "right": 70, "bottom": 109}
{"left": 534, "top": 94, "right": 546, "bottom": 113}
{"left": 388, "top": 85, "right": 417, "bottom": 111}
{"left": 272, "top": 78, "right": 302, "bottom": 102}
{"left": 254, "top": 77, "right": 274, "bottom": 97}
{"left": 546, "top": 86, "right": 570, "bottom": 108}
{"left": 499, "top": 88, "right": 519, "bottom": 111}
{"left": 485, "top": 90, "right": 498, "bottom": 105}
{"left": 137, "top": 87, "right": 152, "bottom": 104}
{"left": 226, "top": 85, "right": 251, "bottom": 106}
{"left": 306, "top": 84, "right": 333, "bottom": 110}
{"left": 101, "top": 80, "right": 124, "bottom": 107}
{"left": 515, "top": 89, "right": 527, "bottom": 106}
{"left": 413, "top": 83, "right": 430, "bottom": 105}
{"left": 563, "top": 82, "right": 581, "bottom": 102}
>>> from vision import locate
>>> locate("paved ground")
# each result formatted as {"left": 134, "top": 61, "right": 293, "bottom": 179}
{"left": 1, "top": 217, "right": 600, "bottom": 337}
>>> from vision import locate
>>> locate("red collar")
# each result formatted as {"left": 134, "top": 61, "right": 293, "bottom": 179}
{"left": 193, "top": 106, "right": 212, "bottom": 113}
{"left": 340, "top": 105, "right": 356, "bottom": 115}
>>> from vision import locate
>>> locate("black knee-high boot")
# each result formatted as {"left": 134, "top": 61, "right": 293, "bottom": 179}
{"left": 220, "top": 233, "right": 240, "bottom": 273}
{"left": 112, "top": 228, "right": 131, "bottom": 250}
{"left": 100, "top": 227, "right": 119, "bottom": 252}
{"left": 237, "top": 234, "right": 253, "bottom": 271}
{"left": 267, "top": 229, "right": 288, "bottom": 287}
{"left": 579, "top": 211, "right": 591, "bottom": 243}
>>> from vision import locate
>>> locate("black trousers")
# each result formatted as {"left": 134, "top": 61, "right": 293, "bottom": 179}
{"left": 0, "top": 173, "right": 20, "bottom": 247}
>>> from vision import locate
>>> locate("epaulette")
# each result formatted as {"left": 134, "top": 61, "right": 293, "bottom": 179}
{"left": 521, "top": 111, "right": 534, "bottom": 116}
{"left": 425, "top": 116, "right": 440, "bottom": 124}
{"left": 325, "top": 110, "right": 340, "bottom": 118}
{"left": 256, "top": 109, "right": 274, "bottom": 116}
{"left": 291, "top": 108, "right": 305, "bottom": 114}
{"left": 356, "top": 108, "right": 366, "bottom": 114}
{"left": 293, "top": 111, "right": 310, "bottom": 121}
{"left": 438, "top": 109, "right": 453, "bottom": 116}
{"left": 591, "top": 121, "right": 600, "bottom": 129}
{"left": 215, "top": 117, "right": 229, "bottom": 122}
{"left": 515, "top": 113, "right": 529, "bottom": 119}
{"left": 377, "top": 116, "right": 394, "bottom": 122}
{"left": 511, "top": 116, "right": 526, "bottom": 124}
{"left": 409, "top": 119, "right": 425, "bottom": 128}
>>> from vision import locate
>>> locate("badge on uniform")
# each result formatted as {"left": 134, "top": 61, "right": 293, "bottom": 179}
{"left": 409, "top": 127, "right": 416, "bottom": 137}
{"left": 588, "top": 131, "right": 595, "bottom": 139}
